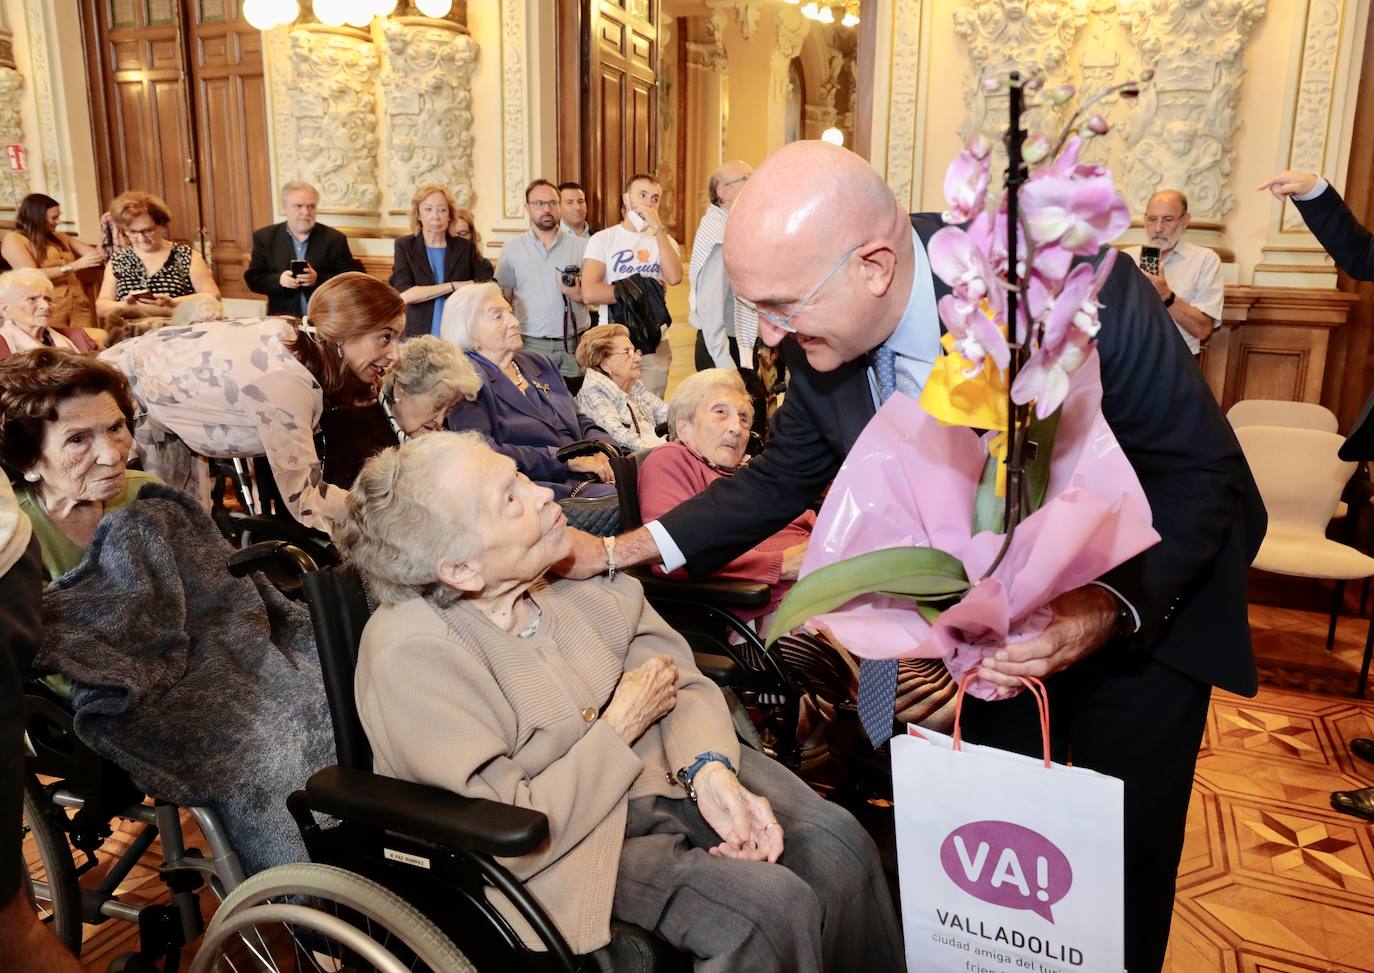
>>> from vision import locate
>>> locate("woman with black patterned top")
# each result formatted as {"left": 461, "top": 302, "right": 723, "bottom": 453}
{"left": 95, "top": 191, "right": 218, "bottom": 319}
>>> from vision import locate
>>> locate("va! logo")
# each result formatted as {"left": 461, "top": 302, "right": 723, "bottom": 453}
{"left": 938, "top": 821, "right": 1072, "bottom": 922}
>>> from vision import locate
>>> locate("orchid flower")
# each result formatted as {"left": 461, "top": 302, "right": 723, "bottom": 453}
{"left": 942, "top": 135, "right": 992, "bottom": 224}
{"left": 1019, "top": 174, "right": 1131, "bottom": 255}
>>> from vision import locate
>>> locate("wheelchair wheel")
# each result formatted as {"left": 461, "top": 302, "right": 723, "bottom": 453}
{"left": 191, "top": 862, "right": 476, "bottom": 973}
{"left": 20, "top": 775, "right": 83, "bottom": 954}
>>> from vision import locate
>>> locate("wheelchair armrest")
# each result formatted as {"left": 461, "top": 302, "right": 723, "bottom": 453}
{"left": 227, "top": 541, "right": 319, "bottom": 579}
{"left": 634, "top": 570, "right": 771, "bottom": 609}
{"left": 556, "top": 439, "right": 621, "bottom": 463}
{"left": 693, "top": 652, "right": 742, "bottom": 686}
{"left": 305, "top": 765, "right": 549, "bottom": 858}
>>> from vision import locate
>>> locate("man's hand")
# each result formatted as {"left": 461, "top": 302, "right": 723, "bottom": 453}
{"left": 1142, "top": 269, "right": 1171, "bottom": 301}
{"left": 977, "top": 585, "right": 1118, "bottom": 689}
{"left": 693, "top": 763, "right": 784, "bottom": 862}
{"left": 1258, "top": 171, "right": 1319, "bottom": 199}
{"left": 635, "top": 203, "right": 664, "bottom": 233}
{"left": 557, "top": 277, "right": 584, "bottom": 303}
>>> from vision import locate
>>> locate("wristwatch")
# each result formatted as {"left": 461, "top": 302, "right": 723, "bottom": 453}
{"left": 59, "top": 263, "right": 71, "bottom": 275}
{"left": 1163, "top": 291, "right": 1176, "bottom": 308}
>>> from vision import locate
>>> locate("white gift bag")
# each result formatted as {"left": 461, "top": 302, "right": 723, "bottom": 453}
{"left": 892, "top": 678, "right": 1124, "bottom": 973}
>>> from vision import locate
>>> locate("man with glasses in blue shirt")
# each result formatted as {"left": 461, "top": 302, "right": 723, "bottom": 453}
{"left": 496, "top": 179, "right": 590, "bottom": 384}
{"left": 557, "top": 139, "right": 1265, "bottom": 973}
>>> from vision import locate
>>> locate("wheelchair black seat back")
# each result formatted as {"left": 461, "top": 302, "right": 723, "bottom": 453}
{"left": 280, "top": 558, "right": 690, "bottom": 972}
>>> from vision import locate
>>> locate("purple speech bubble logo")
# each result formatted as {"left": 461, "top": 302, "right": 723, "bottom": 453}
{"left": 939, "top": 820, "right": 1072, "bottom": 923}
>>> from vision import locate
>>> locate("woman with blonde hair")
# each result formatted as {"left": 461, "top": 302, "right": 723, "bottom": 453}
{"left": 95, "top": 191, "right": 218, "bottom": 318}
{"left": 574, "top": 323, "right": 667, "bottom": 451}
{"left": 100, "top": 272, "right": 404, "bottom": 533}
{"left": 389, "top": 183, "right": 493, "bottom": 338}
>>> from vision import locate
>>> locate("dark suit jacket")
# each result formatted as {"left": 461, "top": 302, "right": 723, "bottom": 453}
{"left": 319, "top": 402, "right": 398, "bottom": 489}
{"left": 446, "top": 350, "right": 613, "bottom": 499}
{"left": 657, "top": 213, "right": 1266, "bottom": 696}
{"left": 244, "top": 221, "right": 363, "bottom": 317}
{"left": 390, "top": 233, "right": 495, "bottom": 337}
{"left": 1294, "top": 184, "right": 1374, "bottom": 281}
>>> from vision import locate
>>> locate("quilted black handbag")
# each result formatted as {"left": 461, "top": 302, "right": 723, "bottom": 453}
{"left": 558, "top": 486, "right": 620, "bottom": 536}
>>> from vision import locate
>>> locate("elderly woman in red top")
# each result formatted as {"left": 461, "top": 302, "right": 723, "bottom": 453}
{"left": 637, "top": 369, "right": 813, "bottom": 623}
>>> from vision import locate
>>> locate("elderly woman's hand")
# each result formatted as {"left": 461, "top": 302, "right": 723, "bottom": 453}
{"left": 568, "top": 453, "right": 615, "bottom": 484}
{"left": 694, "top": 764, "right": 784, "bottom": 863}
{"left": 601, "top": 656, "right": 678, "bottom": 744}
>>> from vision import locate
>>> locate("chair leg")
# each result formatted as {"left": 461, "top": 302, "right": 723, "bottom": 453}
{"left": 1328, "top": 580, "right": 1347, "bottom": 652}
{"left": 1363, "top": 579, "right": 1371, "bottom": 618}
{"left": 1359, "top": 615, "right": 1374, "bottom": 699}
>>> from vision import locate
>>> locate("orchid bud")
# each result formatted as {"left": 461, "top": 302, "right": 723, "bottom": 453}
{"left": 1050, "top": 83, "right": 1076, "bottom": 106}
{"left": 1086, "top": 114, "right": 1110, "bottom": 135}
{"left": 981, "top": 76, "right": 1002, "bottom": 94}
{"left": 1139, "top": 68, "right": 1155, "bottom": 82}
{"left": 1024, "top": 76, "right": 1044, "bottom": 93}
{"left": 968, "top": 133, "right": 993, "bottom": 159}
{"left": 1119, "top": 85, "right": 1140, "bottom": 99}
{"left": 1022, "top": 132, "right": 1053, "bottom": 164}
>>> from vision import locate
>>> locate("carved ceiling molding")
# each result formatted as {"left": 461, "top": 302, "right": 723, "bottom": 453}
{"left": 707, "top": 0, "right": 764, "bottom": 40}
{"left": 1280, "top": 0, "right": 1348, "bottom": 231}
{"left": 378, "top": 20, "right": 479, "bottom": 213}
{"left": 1117, "top": 0, "right": 1267, "bottom": 221}
{"left": 21, "top": 0, "right": 59, "bottom": 198}
{"left": 953, "top": 0, "right": 1089, "bottom": 150}
{"left": 770, "top": 5, "right": 809, "bottom": 103}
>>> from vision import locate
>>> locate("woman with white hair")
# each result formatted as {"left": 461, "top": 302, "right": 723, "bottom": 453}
{"left": 321, "top": 334, "right": 480, "bottom": 488}
{"left": 442, "top": 281, "right": 616, "bottom": 499}
{"left": 639, "top": 368, "right": 812, "bottom": 622}
{"left": 0, "top": 269, "right": 99, "bottom": 360}
{"left": 337, "top": 431, "right": 903, "bottom": 972}
{"left": 574, "top": 323, "right": 667, "bottom": 451}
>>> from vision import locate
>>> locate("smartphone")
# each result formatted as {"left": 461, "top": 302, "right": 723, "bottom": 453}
{"left": 127, "top": 289, "right": 154, "bottom": 303}
{"left": 626, "top": 209, "right": 649, "bottom": 233}
{"left": 1139, "top": 246, "right": 1160, "bottom": 276}
{"left": 290, "top": 259, "right": 309, "bottom": 278}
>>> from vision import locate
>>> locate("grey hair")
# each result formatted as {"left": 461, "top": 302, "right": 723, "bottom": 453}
{"left": 280, "top": 180, "right": 319, "bottom": 206}
{"left": 335, "top": 430, "right": 488, "bottom": 608}
{"left": 1147, "top": 188, "right": 1189, "bottom": 216}
{"left": 0, "top": 267, "right": 54, "bottom": 304}
{"left": 666, "top": 368, "right": 750, "bottom": 442}
{"left": 381, "top": 335, "right": 481, "bottom": 404}
{"left": 168, "top": 294, "right": 224, "bottom": 327}
{"left": 439, "top": 281, "right": 504, "bottom": 352}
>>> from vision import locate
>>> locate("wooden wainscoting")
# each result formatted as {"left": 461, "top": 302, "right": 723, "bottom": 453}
{"left": 1202, "top": 286, "right": 1360, "bottom": 411}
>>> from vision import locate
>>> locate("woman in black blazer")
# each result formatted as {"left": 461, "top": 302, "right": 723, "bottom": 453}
{"left": 389, "top": 184, "right": 494, "bottom": 337}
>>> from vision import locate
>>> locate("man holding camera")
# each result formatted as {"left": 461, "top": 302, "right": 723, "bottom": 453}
{"left": 1124, "top": 189, "right": 1223, "bottom": 359}
{"left": 497, "top": 179, "right": 591, "bottom": 384}
{"left": 245, "top": 181, "right": 363, "bottom": 318}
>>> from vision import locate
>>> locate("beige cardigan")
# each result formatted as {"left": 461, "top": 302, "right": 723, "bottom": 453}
{"left": 355, "top": 572, "right": 741, "bottom": 954}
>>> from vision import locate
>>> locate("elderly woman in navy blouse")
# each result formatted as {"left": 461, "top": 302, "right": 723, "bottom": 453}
{"left": 443, "top": 282, "right": 616, "bottom": 499}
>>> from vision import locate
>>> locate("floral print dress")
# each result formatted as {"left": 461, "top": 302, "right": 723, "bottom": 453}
{"left": 99, "top": 316, "right": 343, "bottom": 534}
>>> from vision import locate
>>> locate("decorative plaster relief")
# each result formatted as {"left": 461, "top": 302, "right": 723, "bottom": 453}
{"left": 1281, "top": 0, "right": 1347, "bottom": 231}
{"left": 953, "top": 0, "right": 1089, "bottom": 148}
{"left": 379, "top": 20, "right": 478, "bottom": 213}
{"left": 885, "top": 0, "right": 925, "bottom": 209}
{"left": 708, "top": 0, "right": 764, "bottom": 40}
{"left": 658, "top": 17, "right": 680, "bottom": 230}
{"left": 0, "top": 66, "right": 25, "bottom": 206}
{"left": 1075, "top": 0, "right": 1123, "bottom": 165}
{"left": 22, "top": 0, "right": 60, "bottom": 198}
{"left": 500, "top": 0, "right": 529, "bottom": 221}
{"left": 770, "top": 6, "right": 809, "bottom": 103}
{"left": 269, "top": 27, "right": 380, "bottom": 214}
{"left": 1117, "top": 0, "right": 1267, "bottom": 221}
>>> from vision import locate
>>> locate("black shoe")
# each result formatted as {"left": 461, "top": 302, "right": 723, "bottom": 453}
{"left": 1352, "top": 737, "right": 1374, "bottom": 764}
{"left": 1331, "top": 786, "right": 1374, "bottom": 821}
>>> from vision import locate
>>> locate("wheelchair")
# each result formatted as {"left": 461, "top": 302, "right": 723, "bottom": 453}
{"left": 19, "top": 544, "right": 468, "bottom": 973}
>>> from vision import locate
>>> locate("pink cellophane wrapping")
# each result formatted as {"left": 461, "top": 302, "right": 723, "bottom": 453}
{"left": 800, "top": 353, "right": 1160, "bottom": 700}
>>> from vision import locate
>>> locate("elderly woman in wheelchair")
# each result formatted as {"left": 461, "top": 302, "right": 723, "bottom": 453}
{"left": 335, "top": 430, "right": 904, "bottom": 972}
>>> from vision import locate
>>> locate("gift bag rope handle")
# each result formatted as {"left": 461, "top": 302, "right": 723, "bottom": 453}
{"left": 950, "top": 669, "right": 1052, "bottom": 769}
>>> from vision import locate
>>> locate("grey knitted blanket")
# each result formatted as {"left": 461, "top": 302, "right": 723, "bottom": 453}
{"left": 33, "top": 483, "right": 335, "bottom": 874}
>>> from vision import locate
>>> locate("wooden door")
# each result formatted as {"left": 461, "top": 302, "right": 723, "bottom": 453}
{"left": 584, "top": 0, "right": 659, "bottom": 229}
{"left": 83, "top": 0, "right": 203, "bottom": 246}
{"left": 82, "top": 0, "right": 271, "bottom": 297}
{"left": 185, "top": 0, "right": 273, "bottom": 297}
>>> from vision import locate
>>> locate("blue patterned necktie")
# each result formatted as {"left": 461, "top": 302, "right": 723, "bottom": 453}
{"left": 857, "top": 343, "right": 900, "bottom": 747}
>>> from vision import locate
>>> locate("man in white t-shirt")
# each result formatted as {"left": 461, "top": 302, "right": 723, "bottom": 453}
{"left": 582, "top": 173, "right": 683, "bottom": 394}
{"left": 1123, "top": 189, "right": 1224, "bottom": 359}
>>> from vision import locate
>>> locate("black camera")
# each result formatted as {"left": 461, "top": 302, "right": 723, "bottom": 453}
{"left": 560, "top": 265, "right": 581, "bottom": 288}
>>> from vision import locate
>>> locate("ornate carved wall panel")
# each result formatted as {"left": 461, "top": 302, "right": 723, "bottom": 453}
{"left": 770, "top": 6, "right": 808, "bottom": 103}
{"left": 378, "top": 20, "right": 478, "bottom": 214}
{"left": 0, "top": 65, "right": 24, "bottom": 208}
{"left": 268, "top": 27, "right": 380, "bottom": 216}
{"left": 1117, "top": 0, "right": 1267, "bottom": 221}
{"left": 1280, "top": 0, "right": 1354, "bottom": 232}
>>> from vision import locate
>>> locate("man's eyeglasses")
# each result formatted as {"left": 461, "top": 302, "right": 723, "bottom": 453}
{"left": 527, "top": 200, "right": 560, "bottom": 210}
{"left": 719, "top": 174, "right": 750, "bottom": 190}
{"left": 737, "top": 243, "right": 862, "bottom": 335}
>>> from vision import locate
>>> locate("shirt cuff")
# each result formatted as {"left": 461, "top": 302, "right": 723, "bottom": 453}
{"left": 1294, "top": 177, "right": 1329, "bottom": 202}
{"left": 644, "top": 519, "right": 687, "bottom": 574}
{"left": 1089, "top": 580, "right": 1140, "bottom": 634}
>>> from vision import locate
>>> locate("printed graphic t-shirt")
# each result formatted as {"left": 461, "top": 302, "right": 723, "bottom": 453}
{"left": 583, "top": 224, "right": 679, "bottom": 286}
